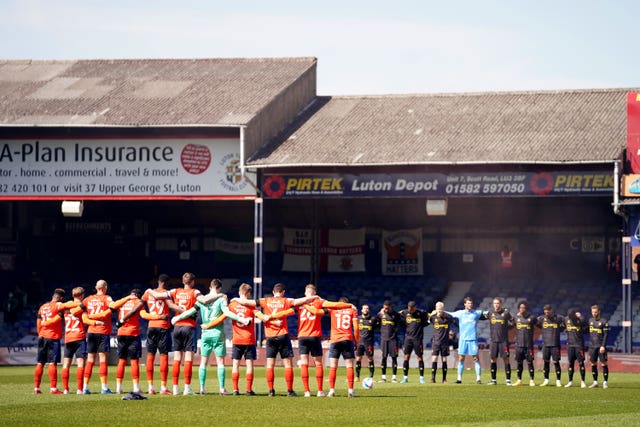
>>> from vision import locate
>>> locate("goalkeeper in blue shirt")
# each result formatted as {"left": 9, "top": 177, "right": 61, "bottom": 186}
{"left": 448, "top": 297, "right": 487, "bottom": 384}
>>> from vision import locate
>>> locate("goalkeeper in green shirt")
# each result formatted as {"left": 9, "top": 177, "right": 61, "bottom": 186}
{"left": 171, "top": 278, "right": 250, "bottom": 395}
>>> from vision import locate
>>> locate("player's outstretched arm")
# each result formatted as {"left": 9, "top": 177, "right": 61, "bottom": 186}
{"left": 146, "top": 289, "right": 171, "bottom": 300}
{"left": 221, "top": 305, "right": 251, "bottom": 325}
{"left": 302, "top": 304, "right": 323, "bottom": 315}
{"left": 202, "top": 313, "right": 227, "bottom": 329}
{"left": 87, "top": 308, "right": 112, "bottom": 321}
{"left": 231, "top": 296, "right": 257, "bottom": 307}
{"left": 82, "top": 312, "right": 105, "bottom": 326}
{"left": 171, "top": 306, "right": 198, "bottom": 325}
{"left": 198, "top": 292, "right": 226, "bottom": 305}
{"left": 322, "top": 300, "right": 352, "bottom": 309}
{"left": 109, "top": 295, "right": 135, "bottom": 311}
{"left": 352, "top": 317, "right": 360, "bottom": 344}
{"left": 58, "top": 301, "right": 81, "bottom": 310}
{"left": 269, "top": 307, "right": 296, "bottom": 319}
{"left": 292, "top": 295, "right": 318, "bottom": 307}
{"left": 253, "top": 309, "right": 267, "bottom": 323}
{"left": 69, "top": 304, "right": 86, "bottom": 317}
{"left": 40, "top": 314, "right": 63, "bottom": 327}
{"left": 140, "top": 309, "right": 167, "bottom": 321}
{"left": 120, "top": 301, "right": 144, "bottom": 323}
{"left": 165, "top": 299, "right": 182, "bottom": 313}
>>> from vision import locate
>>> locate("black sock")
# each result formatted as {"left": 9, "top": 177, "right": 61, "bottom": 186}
{"left": 517, "top": 361, "right": 523, "bottom": 380}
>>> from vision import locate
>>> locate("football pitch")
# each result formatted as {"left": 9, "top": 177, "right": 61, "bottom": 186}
{"left": 2, "top": 366, "right": 639, "bottom": 426}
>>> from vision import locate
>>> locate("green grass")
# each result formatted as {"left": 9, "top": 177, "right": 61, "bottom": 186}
{"left": 2, "top": 366, "right": 639, "bottom": 426}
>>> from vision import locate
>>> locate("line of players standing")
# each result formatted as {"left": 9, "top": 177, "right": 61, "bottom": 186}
{"left": 33, "top": 275, "right": 610, "bottom": 396}
{"left": 33, "top": 274, "right": 357, "bottom": 397}
{"left": 356, "top": 297, "right": 610, "bottom": 389}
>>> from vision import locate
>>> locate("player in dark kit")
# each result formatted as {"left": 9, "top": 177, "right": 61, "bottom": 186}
{"left": 377, "top": 300, "right": 402, "bottom": 382}
{"left": 588, "top": 304, "right": 609, "bottom": 389}
{"left": 430, "top": 301, "right": 454, "bottom": 383}
{"left": 513, "top": 300, "right": 536, "bottom": 387}
{"left": 355, "top": 304, "right": 379, "bottom": 381}
{"left": 564, "top": 308, "right": 588, "bottom": 388}
{"left": 486, "top": 297, "right": 513, "bottom": 386}
{"left": 398, "top": 301, "right": 430, "bottom": 383}
{"left": 536, "top": 304, "right": 565, "bottom": 387}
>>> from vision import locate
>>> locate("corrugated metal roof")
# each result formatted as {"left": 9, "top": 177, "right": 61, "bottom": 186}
{"left": 0, "top": 58, "right": 317, "bottom": 127}
{"left": 248, "top": 88, "right": 637, "bottom": 167}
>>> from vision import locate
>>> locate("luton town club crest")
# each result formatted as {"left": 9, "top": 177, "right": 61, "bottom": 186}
{"left": 219, "top": 153, "right": 247, "bottom": 192}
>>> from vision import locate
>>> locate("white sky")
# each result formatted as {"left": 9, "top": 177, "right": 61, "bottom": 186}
{"left": 1, "top": 0, "right": 639, "bottom": 95}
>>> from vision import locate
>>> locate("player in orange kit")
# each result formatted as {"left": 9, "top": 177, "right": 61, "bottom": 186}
{"left": 34, "top": 288, "right": 81, "bottom": 394}
{"left": 111, "top": 288, "right": 167, "bottom": 394}
{"left": 61, "top": 286, "right": 95, "bottom": 395}
{"left": 225, "top": 283, "right": 263, "bottom": 396}
{"left": 233, "top": 282, "right": 316, "bottom": 397}
{"left": 296, "top": 284, "right": 352, "bottom": 397}
{"left": 303, "top": 296, "right": 359, "bottom": 397}
{"left": 225, "top": 283, "right": 301, "bottom": 396}
{"left": 147, "top": 272, "right": 201, "bottom": 395}
{"left": 141, "top": 274, "right": 180, "bottom": 395}
{"left": 81, "top": 279, "right": 114, "bottom": 394}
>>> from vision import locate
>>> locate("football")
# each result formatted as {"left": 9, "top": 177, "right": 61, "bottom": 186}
{"left": 362, "top": 377, "right": 375, "bottom": 389}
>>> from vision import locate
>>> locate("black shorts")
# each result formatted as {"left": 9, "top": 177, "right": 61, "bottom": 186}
{"left": 515, "top": 346, "right": 534, "bottom": 363}
{"left": 381, "top": 339, "right": 398, "bottom": 358}
{"left": 329, "top": 340, "right": 355, "bottom": 360}
{"left": 403, "top": 338, "right": 423, "bottom": 357}
{"left": 298, "top": 336, "right": 323, "bottom": 357}
{"left": 431, "top": 342, "right": 450, "bottom": 357}
{"left": 265, "top": 335, "right": 293, "bottom": 359}
{"left": 117, "top": 335, "right": 142, "bottom": 360}
{"left": 356, "top": 343, "right": 374, "bottom": 358}
{"left": 64, "top": 339, "right": 87, "bottom": 360}
{"left": 232, "top": 344, "right": 257, "bottom": 360}
{"left": 490, "top": 341, "right": 510, "bottom": 359}
{"left": 588, "top": 346, "right": 608, "bottom": 364}
{"left": 172, "top": 326, "right": 195, "bottom": 352}
{"left": 86, "top": 333, "right": 110, "bottom": 354}
{"left": 146, "top": 327, "right": 172, "bottom": 355}
{"left": 567, "top": 347, "right": 585, "bottom": 364}
{"left": 36, "top": 338, "right": 61, "bottom": 364}
{"left": 542, "top": 346, "right": 561, "bottom": 362}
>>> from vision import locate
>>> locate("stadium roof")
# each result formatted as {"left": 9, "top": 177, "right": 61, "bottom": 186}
{"left": 248, "top": 88, "right": 638, "bottom": 167}
{"left": 0, "top": 57, "right": 317, "bottom": 127}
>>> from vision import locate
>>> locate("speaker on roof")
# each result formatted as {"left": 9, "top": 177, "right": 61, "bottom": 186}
{"left": 426, "top": 199, "right": 447, "bottom": 216}
{"left": 61, "top": 201, "right": 84, "bottom": 217}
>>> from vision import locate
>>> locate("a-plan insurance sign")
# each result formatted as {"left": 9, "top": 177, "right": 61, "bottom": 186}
{"left": 0, "top": 138, "right": 255, "bottom": 199}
